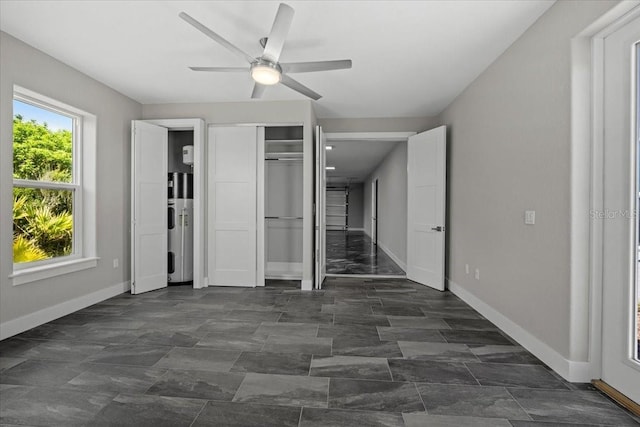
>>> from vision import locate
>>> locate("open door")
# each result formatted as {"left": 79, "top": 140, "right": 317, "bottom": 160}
{"left": 407, "top": 126, "right": 446, "bottom": 291}
{"left": 315, "top": 125, "right": 327, "bottom": 289}
{"left": 131, "top": 121, "right": 168, "bottom": 294}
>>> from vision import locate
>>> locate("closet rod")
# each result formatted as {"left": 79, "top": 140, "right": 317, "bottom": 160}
{"left": 265, "top": 216, "right": 303, "bottom": 220}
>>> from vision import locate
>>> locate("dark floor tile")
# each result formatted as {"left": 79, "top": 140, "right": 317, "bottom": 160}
{"left": 0, "top": 358, "right": 25, "bottom": 372}
{"left": 16, "top": 340, "right": 104, "bottom": 362}
{"left": 508, "top": 388, "right": 639, "bottom": 426}
{"left": 233, "top": 373, "right": 329, "bottom": 408}
{"left": 334, "top": 314, "right": 390, "bottom": 327}
{"left": 509, "top": 421, "right": 608, "bottom": 427}
{"left": 398, "top": 341, "right": 479, "bottom": 362}
{"left": 0, "top": 387, "right": 114, "bottom": 426}
{"left": 196, "top": 331, "right": 266, "bottom": 351}
{"left": 466, "top": 363, "right": 569, "bottom": 389}
{"left": 65, "top": 363, "right": 166, "bottom": 393}
{"left": 387, "top": 316, "right": 450, "bottom": 329}
{"left": 388, "top": 359, "right": 478, "bottom": 385}
{"left": 421, "top": 308, "right": 483, "bottom": 320}
{"left": 224, "top": 310, "right": 283, "bottom": 322}
{"left": 322, "top": 302, "right": 377, "bottom": 315}
{"left": 90, "top": 394, "right": 205, "bottom": 427}
{"left": 441, "top": 330, "right": 513, "bottom": 345}
{"left": 0, "top": 384, "right": 32, "bottom": 401}
{"left": 262, "top": 335, "right": 332, "bottom": 356}
{"left": 416, "top": 383, "right": 529, "bottom": 419}
{"left": 328, "top": 378, "right": 424, "bottom": 412}
{"left": 15, "top": 324, "right": 89, "bottom": 341}
{"left": 146, "top": 369, "right": 244, "bottom": 400}
{"left": 192, "top": 401, "right": 301, "bottom": 427}
{"left": 0, "top": 360, "right": 85, "bottom": 386}
{"left": 135, "top": 331, "right": 200, "bottom": 347}
{"left": 317, "top": 324, "right": 380, "bottom": 340}
{"left": 197, "top": 320, "right": 261, "bottom": 335}
{"left": 332, "top": 338, "right": 403, "bottom": 358}
{"left": 310, "top": 355, "right": 391, "bottom": 380}
{"left": 372, "top": 306, "right": 425, "bottom": 317}
{"left": 300, "top": 407, "right": 404, "bottom": 427}
{"left": 278, "top": 312, "right": 334, "bottom": 324}
{"left": 154, "top": 347, "right": 240, "bottom": 372}
{"left": 85, "top": 344, "right": 171, "bottom": 366}
{"left": 0, "top": 338, "right": 40, "bottom": 358}
{"left": 404, "top": 413, "right": 512, "bottom": 426}
{"left": 469, "top": 345, "right": 544, "bottom": 365}
{"left": 231, "top": 351, "right": 312, "bottom": 375}
{"left": 377, "top": 327, "right": 446, "bottom": 343}
{"left": 74, "top": 327, "right": 142, "bottom": 344}
{"left": 444, "top": 318, "right": 499, "bottom": 331}
{"left": 255, "top": 322, "right": 319, "bottom": 338}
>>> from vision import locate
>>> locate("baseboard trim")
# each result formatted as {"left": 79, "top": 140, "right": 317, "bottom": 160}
{"left": 448, "top": 280, "right": 593, "bottom": 383}
{"left": 301, "top": 279, "right": 313, "bottom": 291}
{"left": 0, "top": 281, "right": 130, "bottom": 340}
{"left": 377, "top": 241, "right": 407, "bottom": 271}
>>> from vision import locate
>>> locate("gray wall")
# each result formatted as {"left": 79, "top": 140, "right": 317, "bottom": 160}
{"left": 0, "top": 32, "right": 142, "bottom": 329}
{"left": 364, "top": 142, "right": 407, "bottom": 268}
{"left": 348, "top": 183, "right": 364, "bottom": 229}
{"left": 319, "top": 116, "right": 439, "bottom": 133}
{"left": 436, "top": 0, "right": 618, "bottom": 360}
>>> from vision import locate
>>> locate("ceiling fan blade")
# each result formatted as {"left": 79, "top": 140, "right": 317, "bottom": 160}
{"left": 252, "top": 83, "right": 267, "bottom": 99}
{"left": 280, "top": 75, "right": 321, "bottom": 100}
{"left": 280, "top": 59, "right": 352, "bottom": 74}
{"left": 262, "top": 3, "right": 294, "bottom": 63}
{"left": 189, "top": 66, "right": 248, "bottom": 72}
{"left": 179, "top": 12, "right": 255, "bottom": 64}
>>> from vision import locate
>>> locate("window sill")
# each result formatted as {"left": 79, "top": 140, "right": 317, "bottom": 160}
{"left": 10, "top": 257, "right": 99, "bottom": 286}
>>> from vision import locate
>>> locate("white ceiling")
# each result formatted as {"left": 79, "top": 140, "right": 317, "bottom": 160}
{"left": 326, "top": 139, "right": 400, "bottom": 185}
{"left": 0, "top": 0, "right": 554, "bottom": 119}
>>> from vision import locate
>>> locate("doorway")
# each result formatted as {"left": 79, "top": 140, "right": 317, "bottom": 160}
{"left": 322, "top": 132, "right": 412, "bottom": 277}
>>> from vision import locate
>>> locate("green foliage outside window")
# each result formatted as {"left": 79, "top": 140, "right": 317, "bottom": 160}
{"left": 13, "top": 115, "right": 73, "bottom": 263}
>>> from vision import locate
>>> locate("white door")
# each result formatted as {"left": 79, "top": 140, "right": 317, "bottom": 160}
{"left": 315, "top": 125, "right": 327, "bottom": 289}
{"left": 407, "top": 126, "right": 446, "bottom": 291}
{"left": 208, "top": 126, "right": 258, "bottom": 287}
{"left": 131, "top": 121, "right": 168, "bottom": 295}
{"left": 601, "top": 12, "right": 640, "bottom": 404}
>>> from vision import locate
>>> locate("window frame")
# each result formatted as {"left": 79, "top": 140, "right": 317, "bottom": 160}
{"left": 10, "top": 86, "right": 97, "bottom": 285}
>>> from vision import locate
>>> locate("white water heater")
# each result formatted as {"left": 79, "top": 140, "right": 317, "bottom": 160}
{"left": 182, "top": 145, "right": 194, "bottom": 166}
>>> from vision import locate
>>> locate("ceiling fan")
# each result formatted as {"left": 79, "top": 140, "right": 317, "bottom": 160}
{"left": 179, "top": 3, "right": 352, "bottom": 100}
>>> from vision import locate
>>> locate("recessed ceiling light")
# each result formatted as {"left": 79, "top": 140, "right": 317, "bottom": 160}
{"left": 325, "top": 145, "right": 333, "bottom": 150}
{"left": 326, "top": 166, "right": 335, "bottom": 170}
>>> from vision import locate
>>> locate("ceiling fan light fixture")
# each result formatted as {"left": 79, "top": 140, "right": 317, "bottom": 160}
{"left": 251, "top": 60, "right": 281, "bottom": 85}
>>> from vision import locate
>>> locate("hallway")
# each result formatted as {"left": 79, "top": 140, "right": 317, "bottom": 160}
{"left": 326, "top": 230, "right": 405, "bottom": 276}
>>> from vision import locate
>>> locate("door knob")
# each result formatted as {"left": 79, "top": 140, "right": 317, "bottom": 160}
{"left": 431, "top": 226, "right": 444, "bottom": 232}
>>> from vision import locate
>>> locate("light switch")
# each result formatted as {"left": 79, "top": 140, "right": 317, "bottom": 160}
{"left": 525, "top": 210, "right": 536, "bottom": 225}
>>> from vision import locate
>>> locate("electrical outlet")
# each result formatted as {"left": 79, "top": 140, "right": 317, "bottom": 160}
{"left": 465, "top": 264, "right": 469, "bottom": 274}
{"left": 113, "top": 258, "right": 119, "bottom": 269}
{"left": 525, "top": 210, "right": 536, "bottom": 225}
{"left": 475, "top": 268, "right": 480, "bottom": 280}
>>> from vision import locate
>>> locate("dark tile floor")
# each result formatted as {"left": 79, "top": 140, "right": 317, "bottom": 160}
{"left": 326, "top": 230, "right": 405, "bottom": 275}
{"left": 1, "top": 278, "right": 639, "bottom": 426}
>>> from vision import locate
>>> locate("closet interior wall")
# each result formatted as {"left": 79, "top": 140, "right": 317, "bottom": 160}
{"left": 265, "top": 126, "right": 304, "bottom": 279}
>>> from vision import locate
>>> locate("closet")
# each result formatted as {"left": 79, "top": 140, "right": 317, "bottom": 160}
{"left": 130, "top": 119, "right": 204, "bottom": 295}
{"left": 264, "top": 126, "right": 304, "bottom": 279}
{"left": 207, "top": 124, "right": 305, "bottom": 287}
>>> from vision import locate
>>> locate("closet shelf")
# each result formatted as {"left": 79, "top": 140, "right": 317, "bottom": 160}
{"left": 266, "top": 139, "right": 303, "bottom": 143}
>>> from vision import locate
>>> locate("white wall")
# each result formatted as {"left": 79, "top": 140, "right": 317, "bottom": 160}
{"left": 436, "top": 0, "right": 618, "bottom": 378}
{"left": 0, "top": 32, "right": 142, "bottom": 336}
{"left": 363, "top": 142, "right": 408, "bottom": 268}
{"left": 143, "top": 101, "right": 315, "bottom": 289}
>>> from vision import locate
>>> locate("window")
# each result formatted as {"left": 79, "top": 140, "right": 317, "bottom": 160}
{"left": 11, "top": 87, "right": 97, "bottom": 285}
